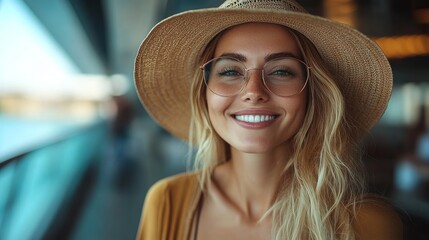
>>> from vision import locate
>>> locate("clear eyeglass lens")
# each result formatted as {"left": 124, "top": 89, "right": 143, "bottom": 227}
{"left": 202, "top": 56, "right": 309, "bottom": 97}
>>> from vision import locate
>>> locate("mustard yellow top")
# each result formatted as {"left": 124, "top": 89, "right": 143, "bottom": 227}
{"left": 136, "top": 172, "right": 201, "bottom": 240}
{"left": 136, "top": 172, "right": 404, "bottom": 240}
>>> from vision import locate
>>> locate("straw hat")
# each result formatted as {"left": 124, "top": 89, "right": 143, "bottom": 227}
{"left": 134, "top": 0, "right": 393, "bottom": 141}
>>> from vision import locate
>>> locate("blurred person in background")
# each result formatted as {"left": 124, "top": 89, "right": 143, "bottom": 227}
{"left": 133, "top": 0, "right": 403, "bottom": 239}
{"left": 110, "top": 94, "right": 135, "bottom": 187}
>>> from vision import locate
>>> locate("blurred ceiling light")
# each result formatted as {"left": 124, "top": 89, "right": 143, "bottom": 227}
{"left": 424, "top": 86, "right": 429, "bottom": 129}
{"left": 403, "top": 83, "right": 421, "bottom": 126}
{"left": 324, "top": 0, "right": 357, "bottom": 27}
{"left": 374, "top": 35, "right": 429, "bottom": 59}
{"left": 414, "top": 8, "right": 429, "bottom": 24}
{"left": 72, "top": 75, "right": 111, "bottom": 101}
{"left": 2, "top": 74, "right": 112, "bottom": 102}
{"left": 0, "top": 0, "right": 80, "bottom": 97}
{"left": 110, "top": 74, "right": 130, "bottom": 96}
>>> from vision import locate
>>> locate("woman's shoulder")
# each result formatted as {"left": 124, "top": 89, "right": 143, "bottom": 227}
{"left": 353, "top": 195, "right": 403, "bottom": 240}
{"left": 138, "top": 172, "right": 201, "bottom": 239}
{"left": 146, "top": 171, "right": 200, "bottom": 201}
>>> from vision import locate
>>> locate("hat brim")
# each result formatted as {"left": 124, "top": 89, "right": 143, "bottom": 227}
{"left": 134, "top": 8, "right": 393, "bottom": 141}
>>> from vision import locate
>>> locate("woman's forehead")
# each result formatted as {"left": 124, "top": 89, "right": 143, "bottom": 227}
{"left": 213, "top": 23, "right": 301, "bottom": 60}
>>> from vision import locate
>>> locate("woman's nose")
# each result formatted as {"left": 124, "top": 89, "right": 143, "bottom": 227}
{"left": 240, "top": 70, "right": 269, "bottom": 103}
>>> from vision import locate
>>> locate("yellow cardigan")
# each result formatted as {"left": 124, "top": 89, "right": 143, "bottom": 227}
{"left": 136, "top": 172, "right": 201, "bottom": 240}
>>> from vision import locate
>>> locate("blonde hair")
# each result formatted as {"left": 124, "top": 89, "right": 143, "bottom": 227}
{"left": 189, "top": 26, "right": 365, "bottom": 240}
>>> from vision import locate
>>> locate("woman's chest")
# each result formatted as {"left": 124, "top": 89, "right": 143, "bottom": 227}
{"left": 193, "top": 197, "right": 272, "bottom": 240}
{"left": 197, "top": 221, "right": 272, "bottom": 240}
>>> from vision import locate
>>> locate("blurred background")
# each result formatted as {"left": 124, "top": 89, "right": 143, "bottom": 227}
{"left": 0, "top": 0, "right": 428, "bottom": 239}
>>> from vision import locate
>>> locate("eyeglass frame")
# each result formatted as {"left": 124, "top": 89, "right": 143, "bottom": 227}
{"left": 200, "top": 56, "right": 311, "bottom": 97}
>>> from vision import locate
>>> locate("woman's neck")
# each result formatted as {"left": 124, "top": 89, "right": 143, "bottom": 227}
{"left": 212, "top": 144, "right": 292, "bottom": 221}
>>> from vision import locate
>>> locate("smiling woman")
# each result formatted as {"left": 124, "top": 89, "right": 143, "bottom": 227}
{"left": 133, "top": 0, "right": 402, "bottom": 240}
{"left": 204, "top": 23, "right": 307, "bottom": 156}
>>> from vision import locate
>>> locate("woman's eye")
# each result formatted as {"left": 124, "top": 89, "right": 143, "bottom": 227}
{"left": 270, "top": 69, "right": 293, "bottom": 76}
{"left": 218, "top": 69, "right": 242, "bottom": 77}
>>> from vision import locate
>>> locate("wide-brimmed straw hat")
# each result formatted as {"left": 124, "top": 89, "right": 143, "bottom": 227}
{"left": 134, "top": 0, "right": 393, "bottom": 141}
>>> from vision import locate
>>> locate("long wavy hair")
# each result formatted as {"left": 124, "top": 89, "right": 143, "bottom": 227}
{"left": 189, "top": 24, "right": 366, "bottom": 240}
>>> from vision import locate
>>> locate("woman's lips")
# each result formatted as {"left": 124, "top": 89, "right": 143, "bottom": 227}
{"left": 231, "top": 111, "right": 279, "bottom": 129}
{"left": 234, "top": 115, "right": 276, "bottom": 123}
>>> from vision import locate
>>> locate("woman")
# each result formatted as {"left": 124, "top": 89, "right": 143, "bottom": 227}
{"left": 134, "top": 0, "right": 402, "bottom": 239}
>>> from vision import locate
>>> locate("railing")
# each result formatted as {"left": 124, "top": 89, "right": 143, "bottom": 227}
{"left": 0, "top": 119, "right": 108, "bottom": 240}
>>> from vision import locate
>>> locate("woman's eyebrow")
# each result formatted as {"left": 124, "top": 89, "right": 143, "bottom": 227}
{"left": 265, "top": 52, "right": 300, "bottom": 61}
{"left": 218, "top": 52, "right": 247, "bottom": 61}
{"left": 218, "top": 52, "right": 300, "bottom": 62}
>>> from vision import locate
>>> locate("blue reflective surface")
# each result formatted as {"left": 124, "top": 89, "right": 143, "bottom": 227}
{"left": 0, "top": 115, "right": 81, "bottom": 161}
{"left": 0, "top": 115, "right": 107, "bottom": 240}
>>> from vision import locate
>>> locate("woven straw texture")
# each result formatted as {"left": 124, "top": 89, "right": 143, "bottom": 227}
{"left": 134, "top": 0, "right": 393, "bottom": 141}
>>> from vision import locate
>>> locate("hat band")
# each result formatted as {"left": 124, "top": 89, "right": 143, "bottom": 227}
{"left": 220, "top": 0, "right": 308, "bottom": 13}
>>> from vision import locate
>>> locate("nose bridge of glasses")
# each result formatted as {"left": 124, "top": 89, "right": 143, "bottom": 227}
{"left": 244, "top": 67, "right": 264, "bottom": 80}
{"left": 245, "top": 67, "right": 263, "bottom": 71}
{"left": 243, "top": 67, "right": 264, "bottom": 87}
{"left": 242, "top": 67, "right": 268, "bottom": 94}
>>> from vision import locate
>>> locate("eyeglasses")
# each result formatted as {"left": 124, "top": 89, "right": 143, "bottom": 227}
{"left": 200, "top": 56, "right": 310, "bottom": 97}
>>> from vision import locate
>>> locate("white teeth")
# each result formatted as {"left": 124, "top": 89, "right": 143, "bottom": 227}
{"left": 235, "top": 115, "right": 276, "bottom": 123}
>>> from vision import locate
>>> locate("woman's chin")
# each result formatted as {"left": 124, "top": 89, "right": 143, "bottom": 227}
{"left": 231, "top": 141, "right": 276, "bottom": 154}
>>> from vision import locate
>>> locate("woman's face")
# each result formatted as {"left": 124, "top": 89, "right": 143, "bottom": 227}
{"left": 206, "top": 23, "right": 308, "bottom": 154}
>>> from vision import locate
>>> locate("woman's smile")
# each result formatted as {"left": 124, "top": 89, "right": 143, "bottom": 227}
{"left": 231, "top": 109, "right": 280, "bottom": 129}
